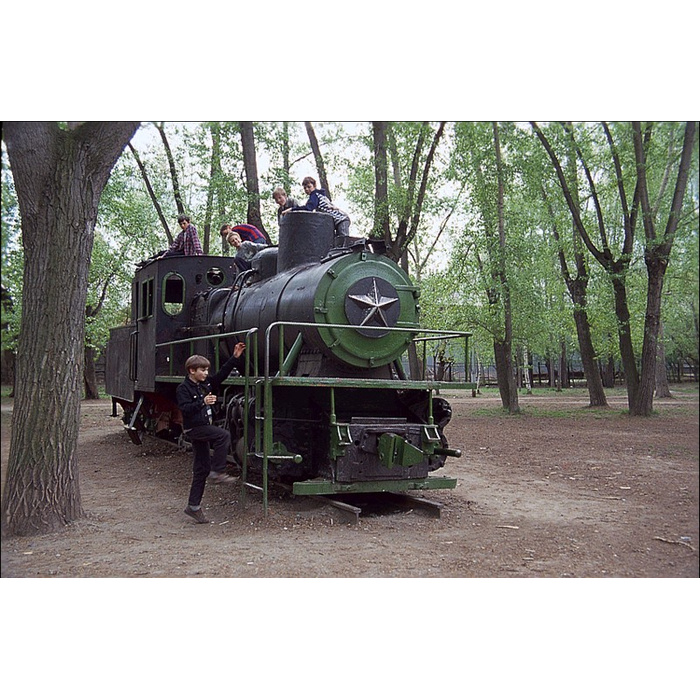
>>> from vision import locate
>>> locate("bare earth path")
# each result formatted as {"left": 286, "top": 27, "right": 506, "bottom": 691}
{"left": 1, "top": 386, "right": 698, "bottom": 578}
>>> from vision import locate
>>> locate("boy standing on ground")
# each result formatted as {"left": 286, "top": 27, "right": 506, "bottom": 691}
{"left": 176, "top": 343, "right": 246, "bottom": 523}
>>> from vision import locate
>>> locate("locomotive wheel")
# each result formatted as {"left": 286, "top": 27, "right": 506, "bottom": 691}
{"left": 235, "top": 437, "right": 247, "bottom": 466}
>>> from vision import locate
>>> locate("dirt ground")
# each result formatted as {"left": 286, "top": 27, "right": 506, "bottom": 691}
{"left": 1, "top": 386, "right": 698, "bottom": 578}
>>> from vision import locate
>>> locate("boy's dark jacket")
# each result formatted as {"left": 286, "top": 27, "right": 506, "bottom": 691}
{"left": 292, "top": 187, "right": 349, "bottom": 223}
{"left": 176, "top": 353, "right": 244, "bottom": 430}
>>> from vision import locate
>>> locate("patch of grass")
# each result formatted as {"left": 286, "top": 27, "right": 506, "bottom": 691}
{"left": 468, "top": 402, "right": 698, "bottom": 420}
{"left": 468, "top": 405, "right": 626, "bottom": 419}
{"left": 665, "top": 383, "right": 700, "bottom": 397}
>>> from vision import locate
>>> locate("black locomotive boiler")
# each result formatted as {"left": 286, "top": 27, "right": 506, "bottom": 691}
{"left": 106, "top": 212, "right": 474, "bottom": 511}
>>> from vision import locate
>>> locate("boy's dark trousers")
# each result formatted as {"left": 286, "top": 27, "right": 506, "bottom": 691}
{"left": 186, "top": 424, "right": 231, "bottom": 507}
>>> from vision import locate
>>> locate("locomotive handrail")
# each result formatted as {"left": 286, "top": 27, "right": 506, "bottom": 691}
{"left": 155, "top": 328, "right": 257, "bottom": 351}
{"left": 155, "top": 323, "right": 472, "bottom": 384}
{"left": 258, "top": 321, "right": 472, "bottom": 515}
{"left": 156, "top": 328, "right": 261, "bottom": 377}
{"left": 262, "top": 320, "right": 472, "bottom": 383}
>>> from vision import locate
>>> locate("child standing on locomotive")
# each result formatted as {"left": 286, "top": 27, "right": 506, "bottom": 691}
{"left": 282, "top": 176, "right": 351, "bottom": 238}
{"left": 164, "top": 214, "right": 203, "bottom": 256}
{"left": 177, "top": 343, "right": 246, "bottom": 524}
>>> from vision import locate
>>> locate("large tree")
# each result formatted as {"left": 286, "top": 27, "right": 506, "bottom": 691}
{"left": 240, "top": 121, "right": 271, "bottom": 243}
{"left": 449, "top": 122, "right": 521, "bottom": 412}
{"left": 1, "top": 121, "right": 140, "bottom": 536}
{"left": 532, "top": 121, "right": 696, "bottom": 415}
{"left": 372, "top": 121, "right": 446, "bottom": 263}
{"left": 533, "top": 126, "right": 609, "bottom": 407}
{"left": 490, "top": 122, "right": 519, "bottom": 413}
{"left": 631, "top": 121, "right": 696, "bottom": 415}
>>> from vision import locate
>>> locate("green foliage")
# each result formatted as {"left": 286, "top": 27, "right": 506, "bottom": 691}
{"left": 84, "top": 232, "right": 132, "bottom": 350}
{"left": 662, "top": 178, "right": 700, "bottom": 367}
{"left": 3, "top": 122, "right": 697, "bottom": 388}
{"left": 1, "top": 145, "right": 23, "bottom": 352}
{"left": 427, "top": 120, "right": 699, "bottom": 380}
{"left": 345, "top": 122, "right": 458, "bottom": 273}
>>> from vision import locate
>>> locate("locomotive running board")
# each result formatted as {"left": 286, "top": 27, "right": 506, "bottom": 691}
{"left": 291, "top": 476, "right": 457, "bottom": 496}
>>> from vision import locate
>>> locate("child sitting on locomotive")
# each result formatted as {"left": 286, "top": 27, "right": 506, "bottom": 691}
{"left": 282, "top": 176, "right": 351, "bottom": 238}
{"left": 177, "top": 343, "right": 246, "bottom": 524}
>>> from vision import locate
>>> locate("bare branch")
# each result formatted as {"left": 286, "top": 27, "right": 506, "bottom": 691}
{"left": 127, "top": 143, "right": 173, "bottom": 244}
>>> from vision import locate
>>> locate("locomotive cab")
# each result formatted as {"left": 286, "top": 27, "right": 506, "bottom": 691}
{"left": 106, "top": 255, "right": 238, "bottom": 400}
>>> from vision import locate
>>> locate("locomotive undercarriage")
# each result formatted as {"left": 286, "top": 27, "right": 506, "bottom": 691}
{"left": 113, "top": 391, "right": 181, "bottom": 445}
{"left": 222, "top": 385, "right": 456, "bottom": 487}
{"left": 113, "top": 379, "right": 458, "bottom": 511}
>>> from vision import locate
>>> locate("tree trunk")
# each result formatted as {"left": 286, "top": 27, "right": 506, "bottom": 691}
{"left": 403, "top": 122, "right": 446, "bottom": 253}
{"left": 559, "top": 341, "right": 567, "bottom": 390}
{"left": 281, "top": 122, "right": 293, "bottom": 191}
{"left": 393, "top": 122, "right": 446, "bottom": 258}
{"left": 128, "top": 143, "right": 173, "bottom": 244}
{"left": 522, "top": 347, "right": 532, "bottom": 394}
{"left": 83, "top": 344, "right": 100, "bottom": 400}
{"left": 555, "top": 354, "right": 562, "bottom": 392}
{"left": 1, "top": 350, "right": 15, "bottom": 388}
{"left": 304, "top": 121, "right": 331, "bottom": 198}
{"left": 494, "top": 339, "right": 517, "bottom": 409}
{"left": 634, "top": 257, "right": 671, "bottom": 413}
{"left": 549, "top": 357, "right": 555, "bottom": 387}
{"left": 573, "top": 303, "right": 608, "bottom": 406}
{"left": 392, "top": 123, "right": 424, "bottom": 258}
{"left": 2, "top": 121, "right": 140, "bottom": 536}
{"left": 1, "top": 286, "right": 17, "bottom": 389}
{"left": 609, "top": 272, "right": 640, "bottom": 406}
{"left": 372, "top": 122, "right": 391, "bottom": 242}
{"left": 202, "top": 123, "right": 221, "bottom": 255}
{"left": 156, "top": 122, "right": 184, "bottom": 215}
{"left": 239, "top": 121, "right": 270, "bottom": 243}
{"left": 600, "top": 355, "right": 616, "bottom": 388}
{"left": 397, "top": 249, "right": 423, "bottom": 379}
{"left": 209, "top": 124, "right": 229, "bottom": 255}
{"left": 493, "top": 123, "right": 518, "bottom": 413}
{"left": 655, "top": 320, "right": 672, "bottom": 398}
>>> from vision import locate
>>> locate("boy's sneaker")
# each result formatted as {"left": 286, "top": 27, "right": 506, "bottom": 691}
{"left": 184, "top": 506, "right": 210, "bottom": 524}
{"left": 208, "top": 471, "right": 236, "bottom": 484}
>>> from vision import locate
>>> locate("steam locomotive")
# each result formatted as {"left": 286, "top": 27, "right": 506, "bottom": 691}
{"left": 105, "top": 212, "right": 473, "bottom": 511}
